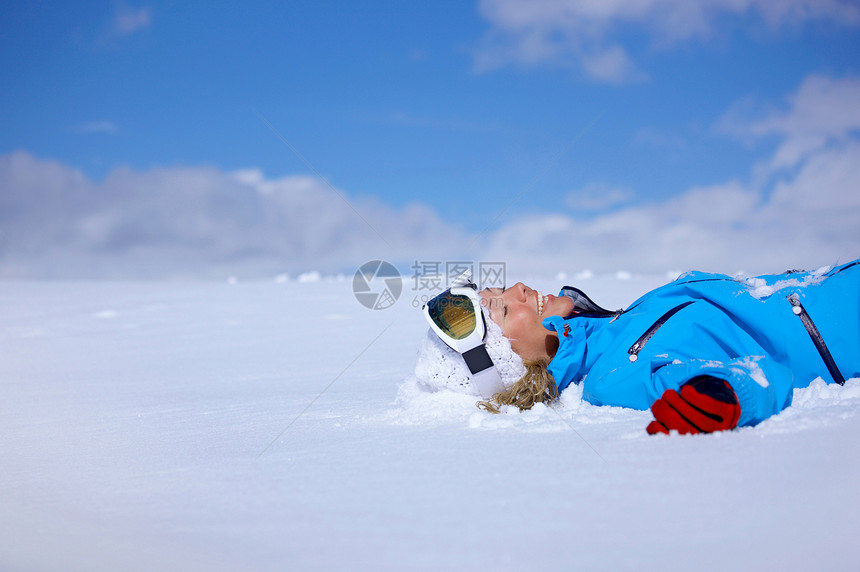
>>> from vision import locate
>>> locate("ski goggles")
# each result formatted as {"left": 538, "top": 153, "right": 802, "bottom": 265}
{"left": 422, "top": 277, "right": 505, "bottom": 399}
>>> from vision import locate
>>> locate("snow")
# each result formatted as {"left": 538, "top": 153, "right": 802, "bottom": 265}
{"left": 297, "top": 270, "right": 322, "bottom": 283}
{"left": 738, "top": 265, "right": 831, "bottom": 299}
{"left": 734, "top": 356, "right": 770, "bottom": 388}
{"left": 2, "top": 276, "right": 859, "bottom": 571}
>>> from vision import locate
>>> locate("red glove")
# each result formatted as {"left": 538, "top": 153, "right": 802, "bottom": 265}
{"left": 647, "top": 376, "right": 741, "bottom": 435}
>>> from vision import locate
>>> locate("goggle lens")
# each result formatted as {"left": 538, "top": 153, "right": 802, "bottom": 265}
{"left": 426, "top": 291, "right": 476, "bottom": 340}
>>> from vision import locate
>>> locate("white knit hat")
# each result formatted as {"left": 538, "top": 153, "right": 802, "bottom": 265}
{"left": 414, "top": 306, "right": 526, "bottom": 395}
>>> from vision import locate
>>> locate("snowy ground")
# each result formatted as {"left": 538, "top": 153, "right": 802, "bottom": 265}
{"left": 2, "top": 275, "right": 859, "bottom": 571}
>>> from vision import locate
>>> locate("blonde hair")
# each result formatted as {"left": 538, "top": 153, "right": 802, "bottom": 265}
{"left": 477, "top": 359, "right": 558, "bottom": 413}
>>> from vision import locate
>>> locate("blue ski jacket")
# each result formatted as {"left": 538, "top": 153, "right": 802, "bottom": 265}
{"left": 543, "top": 260, "right": 860, "bottom": 427}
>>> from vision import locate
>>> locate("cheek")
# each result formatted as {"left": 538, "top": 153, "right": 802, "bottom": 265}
{"left": 483, "top": 300, "right": 505, "bottom": 327}
{"left": 507, "top": 315, "right": 544, "bottom": 354}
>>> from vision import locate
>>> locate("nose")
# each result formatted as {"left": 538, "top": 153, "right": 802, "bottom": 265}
{"left": 509, "top": 282, "right": 528, "bottom": 303}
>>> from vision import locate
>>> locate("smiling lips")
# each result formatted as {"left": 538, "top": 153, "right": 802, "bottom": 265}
{"left": 536, "top": 292, "right": 548, "bottom": 316}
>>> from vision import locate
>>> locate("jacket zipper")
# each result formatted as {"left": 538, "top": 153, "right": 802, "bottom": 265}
{"left": 627, "top": 301, "right": 695, "bottom": 362}
{"left": 788, "top": 295, "right": 845, "bottom": 385}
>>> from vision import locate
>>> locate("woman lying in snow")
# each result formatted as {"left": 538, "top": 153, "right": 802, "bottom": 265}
{"left": 415, "top": 259, "right": 860, "bottom": 434}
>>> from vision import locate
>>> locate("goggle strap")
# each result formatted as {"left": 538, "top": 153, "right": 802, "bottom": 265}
{"left": 462, "top": 344, "right": 494, "bottom": 375}
{"left": 468, "top": 360, "right": 506, "bottom": 399}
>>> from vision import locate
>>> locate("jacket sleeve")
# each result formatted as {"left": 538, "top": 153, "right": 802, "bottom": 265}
{"left": 650, "top": 357, "right": 796, "bottom": 427}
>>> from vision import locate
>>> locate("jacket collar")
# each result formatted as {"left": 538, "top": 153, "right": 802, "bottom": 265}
{"left": 559, "top": 286, "right": 619, "bottom": 317}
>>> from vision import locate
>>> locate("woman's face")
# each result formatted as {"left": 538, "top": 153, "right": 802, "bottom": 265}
{"left": 479, "top": 283, "right": 574, "bottom": 361}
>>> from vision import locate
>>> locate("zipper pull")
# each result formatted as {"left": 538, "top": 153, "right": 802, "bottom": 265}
{"left": 789, "top": 293, "right": 802, "bottom": 315}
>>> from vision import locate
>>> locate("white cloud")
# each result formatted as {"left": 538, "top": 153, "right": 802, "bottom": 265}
{"left": 4, "top": 74, "right": 858, "bottom": 280}
{"left": 0, "top": 153, "right": 466, "bottom": 280}
{"left": 72, "top": 121, "right": 120, "bottom": 134}
{"left": 565, "top": 182, "right": 635, "bottom": 212}
{"left": 385, "top": 111, "right": 501, "bottom": 133}
{"left": 475, "top": 0, "right": 860, "bottom": 81}
{"left": 112, "top": 5, "right": 151, "bottom": 36}
{"left": 483, "top": 74, "right": 860, "bottom": 275}
{"left": 580, "top": 45, "right": 643, "bottom": 84}
{"left": 720, "top": 75, "right": 860, "bottom": 171}
{"left": 483, "top": 158, "right": 858, "bottom": 276}
{"left": 97, "top": 4, "right": 151, "bottom": 43}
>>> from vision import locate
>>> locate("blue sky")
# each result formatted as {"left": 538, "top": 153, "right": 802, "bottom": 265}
{"left": 2, "top": 1, "right": 860, "bottom": 279}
